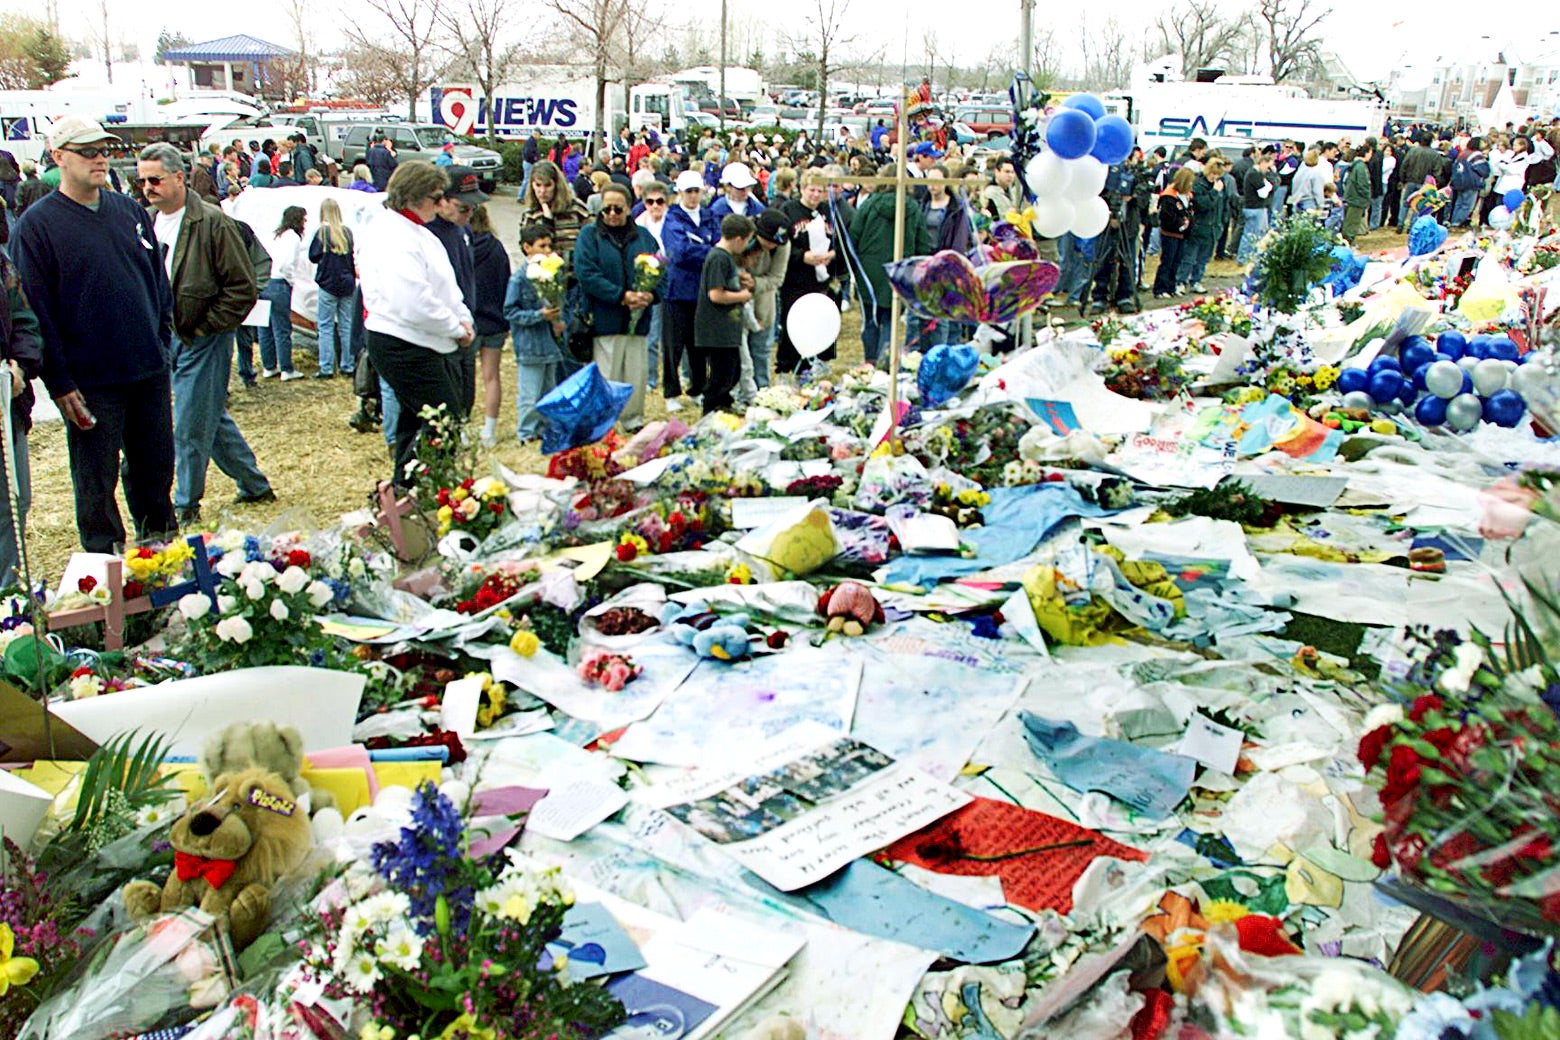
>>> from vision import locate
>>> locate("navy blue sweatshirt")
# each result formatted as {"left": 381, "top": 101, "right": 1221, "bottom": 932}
{"left": 308, "top": 227, "right": 357, "bottom": 298}
{"left": 470, "top": 230, "right": 511, "bottom": 337}
{"left": 426, "top": 216, "right": 476, "bottom": 315}
{"left": 14, "top": 189, "right": 172, "bottom": 397}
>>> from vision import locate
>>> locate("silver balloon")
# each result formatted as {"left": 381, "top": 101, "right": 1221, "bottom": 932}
{"left": 1424, "top": 359, "right": 1465, "bottom": 399}
{"left": 1378, "top": 398, "right": 1403, "bottom": 415}
{"left": 1472, "top": 357, "right": 1511, "bottom": 396}
{"left": 1445, "top": 393, "right": 1483, "bottom": 432}
{"left": 1341, "top": 390, "right": 1375, "bottom": 411}
{"left": 1513, "top": 348, "right": 1560, "bottom": 430}
{"left": 1512, "top": 362, "right": 1544, "bottom": 401}
{"left": 1457, "top": 355, "right": 1482, "bottom": 374}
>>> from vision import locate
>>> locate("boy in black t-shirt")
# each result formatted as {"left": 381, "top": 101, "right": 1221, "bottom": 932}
{"left": 694, "top": 213, "right": 755, "bottom": 414}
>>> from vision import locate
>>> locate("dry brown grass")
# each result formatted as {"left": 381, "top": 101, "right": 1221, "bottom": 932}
{"left": 22, "top": 197, "right": 1408, "bottom": 580}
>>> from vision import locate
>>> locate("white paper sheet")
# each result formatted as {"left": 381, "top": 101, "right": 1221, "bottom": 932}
{"left": 527, "top": 777, "right": 630, "bottom": 841}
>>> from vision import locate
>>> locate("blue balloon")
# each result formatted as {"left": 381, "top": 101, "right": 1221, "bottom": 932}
{"left": 536, "top": 362, "right": 634, "bottom": 454}
{"left": 1398, "top": 380, "right": 1418, "bottom": 403}
{"left": 1414, "top": 395, "right": 1448, "bottom": 425}
{"left": 1401, "top": 344, "right": 1434, "bottom": 373}
{"left": 1461, "top": 370, "right": 1474, "bottom": 394}
{"left": 1483, "top": 389, "right": 1525, "bottom": 427}
{"left": 1412, "top": 362, "right": 1433, "bottom": 390}
{"left": 1369, "top": 356, "right": 1402, "bottom": 374}
{"left": 1368, "top": 370, "right": 1405, "bottom": 403}
{"left": 1503, "top": 189, "right": 1526, "bottom": 212}
{"left": 1467, "top": 335, "right": 1492, "bottom": 360}
{"left": 1487, "top": 335, "right": 1519, "bottom": 361}
{"left": 1046, "top": 109, "right": 1098, "bottom": 160}
{"left": 1061, "top": 93, "right": 1107, "bottom": 119}
{"left": 1437, "top": 331, "right": 1467, "bottom": 360}
{"left": 1090, "top": 114, "right": 1135, "bottom": 165}
{"left": 1337, "top": 368, "right": 1369, "bottom": 394}
{"left": 917, "top": 342, "right": 981, "bottom": 407}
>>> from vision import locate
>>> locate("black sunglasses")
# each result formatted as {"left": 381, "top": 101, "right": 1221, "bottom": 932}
{"left": 601, "top": 204, "right": 627, "bottom": 214}
{"left": 136, "top": 175, "right": 170, "bottom": 187}
{"left": 63, "top": 146, "right": 108, "bottom": 159}
{"left": 643, "top": 197, "right": 667, "bottom": 205}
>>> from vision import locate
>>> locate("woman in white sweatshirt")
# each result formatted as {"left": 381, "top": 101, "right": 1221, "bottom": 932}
{"left": 1289, "top": 149, "right": 1328, "bottom": 214}
{"left": 358, "top": 160, "right": 474, "bottom": 487}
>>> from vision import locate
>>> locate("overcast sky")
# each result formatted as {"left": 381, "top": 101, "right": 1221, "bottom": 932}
{"left": 40, "top": 0, "right": 1556, "bottom": 90}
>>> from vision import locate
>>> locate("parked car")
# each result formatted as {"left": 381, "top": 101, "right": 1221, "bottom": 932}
{"left": 339, "top": 123, "right": 502, "bottom": 191}
{"left": 953, "top": 104, "right": 1014, "bottom": 136}
{"left": 746, "top": 105, "right": 783, "bottom": 126}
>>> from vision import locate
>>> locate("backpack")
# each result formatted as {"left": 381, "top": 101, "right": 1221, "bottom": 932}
{"left": 233, "top": 219, "right": 272, "bottom": 294}
{"left": 1451, "top": 154, "right": 1485, "bottom": 192}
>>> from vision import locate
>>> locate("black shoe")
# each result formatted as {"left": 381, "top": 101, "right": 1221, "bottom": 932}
{"left": 348, "top": 409, "right": 378, "bottom": 433}
{"left": 242, "top": 378, "right": 258, "bottom": 389}
{"left": 176, "top": 507, "right": 201, "bottom": 527}
{"left": 314, "top": 371, "right": 334, "bottom": 379}
{"left": 1116, "top": 299, "right": 1139, "bottom": 314}
{"left": 234, "top": 488, "right": 277, "bottom": 506}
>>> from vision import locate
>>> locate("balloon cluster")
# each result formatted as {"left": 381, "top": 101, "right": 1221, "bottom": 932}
{"left": 1023, "top": 93, "right": 1135, "bottom": 240}
{"left": 1489, "top": 188, "right": 1526, "bottom": 231}
{"left": 1335, "top": 330, "right": 1533, "bottom": 432}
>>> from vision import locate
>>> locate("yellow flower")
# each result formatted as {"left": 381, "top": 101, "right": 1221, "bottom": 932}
{"left": 725, "top": 562, "right": 753, "bottom": 585}
{"left": 1313, "top": 365, "right": 1339, "bottom": 391}
{"left": 476, "top": 678, "right": 507, "bottom": 728}
{"left": 619, "top": 532, "right": 649, "bottom": 555}
{"left": 161, "top": 540, "right": 195, "bottom": 571}
{"left": 438, "top": 1014, "right": 497, "bottom": 1040}
{"left": 361, "top": 1025, "right": 396, "bottom": 1040}
{"left": 1200, "top": 899, "right": 1252, "bottom": 925}
{"left": 509, "top": 629, "right": 540, "bottom": 657}
{"left": 0, "top": 923, "right": 39, "bottom": 996}
{"left": 451, "top": 487, "right": 468, "bottom": 502}
{"left": 126, "top": 556, "right": 160, "bottom": 581}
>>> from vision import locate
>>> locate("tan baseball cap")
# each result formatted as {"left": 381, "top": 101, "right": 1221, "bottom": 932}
{"left": 49, "top": 115, "right": 120, "bottom": 150}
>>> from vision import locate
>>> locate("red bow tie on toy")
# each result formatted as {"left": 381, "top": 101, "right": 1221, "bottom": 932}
{"left": 174, "top": 851, "right": 238, "bottom": 890}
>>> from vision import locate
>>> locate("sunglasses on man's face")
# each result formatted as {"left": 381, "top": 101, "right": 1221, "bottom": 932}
{"left": 136, "top": 175, "right": 171, "bottom": 187}
{"left": 644, "top": 197, "right": 667, "bottom": 206}
{"left": 601, "top": 204, "right": 627, "bottom": 215}
{"left": 63, "top": 146, "right": 108, "bottom": 160}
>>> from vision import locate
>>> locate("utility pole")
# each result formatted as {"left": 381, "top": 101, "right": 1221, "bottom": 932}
{"left": 719, "top": 0, "right": 728, "bottom": 134}
{"left": 1019, "top": 0, "right": 1033, "bottom": 79}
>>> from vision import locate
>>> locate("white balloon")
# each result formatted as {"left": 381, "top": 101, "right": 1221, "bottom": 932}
{"left": 1490, "top": 205, "right": 1514, "bottom": 230}
{"left": 1512, "top": 362, "right": 1544, "bottom": 401}
{"left": 1031, "top": 196, "right": 1076, "bottom": 238}
{"left": 786, "top": 293, "right": 841, "bottom": 357}
{"left": 1472, "top": 357, "right": 1511, "bottom": 396}
{"left": 1063, "top": 157, "right": 1108, "bottom": 202}
{"left": 1457, "top": 355, "right": 1482, "bottom": 374}
{"left": 1424, "top": 359, "right": 1464, "bottom": 399}
{"left": 1026, "top": 150, "right": 1072, "bottom": 197}
{"left": 1070, "top": 196, "right": 1111, "bottom": 238}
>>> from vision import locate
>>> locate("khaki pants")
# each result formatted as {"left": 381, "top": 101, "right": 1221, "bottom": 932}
{"left": 593, "top": 334, "right": 647, "bottom": 426}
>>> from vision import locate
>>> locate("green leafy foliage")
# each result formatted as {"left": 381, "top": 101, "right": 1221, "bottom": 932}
{"left": 1252, "top": 213, "right": 1344, "bottom": 313}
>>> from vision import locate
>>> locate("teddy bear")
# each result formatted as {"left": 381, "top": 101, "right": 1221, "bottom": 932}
{"left": 816, "top": 581, "right": 884, "bottom": 637}
{"left": 123, "top": 767, "right": 313, "bottom": 949}
{"left": 202, "top": 720, "right": 333, "bottom": 812}
{"left": 661, "top": 601, "right": 754, "bottom": 661}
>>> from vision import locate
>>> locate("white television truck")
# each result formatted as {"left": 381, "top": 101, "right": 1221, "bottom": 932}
{"left": 1109, "top": 76, "right": 1388, "bottom": 156}
{"left": 429, "top": 72, "right": 625, "bottom": 141}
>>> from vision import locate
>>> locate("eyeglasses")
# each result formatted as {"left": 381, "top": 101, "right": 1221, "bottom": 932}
{"left": 644, "top": 198, "right": 667, "bottom": 206}
{"left": 426, "top": 191, "right": 444, "bottom": 202}
{"left": 62, "top": 146, "right": 107, "bottom": 159}
{"left": 136, "top": 175, "right": 169, "bottom": 187}
{"left": 601, "top": 204, "right": 627, "bottom": 214}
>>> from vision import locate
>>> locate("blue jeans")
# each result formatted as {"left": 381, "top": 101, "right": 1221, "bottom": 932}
{"left": 519, "top": 160, "right": 534, "bottom": 201}
{"left": 257, "top": 279, "right": 294, "bottom": 373}
{"left": 646, "top": 302, "right": 662, "bottom": 389}
{"left": 1057, "top": 233, "right": 1093, "bottom": 302}
{"left": 0, "top": 420, "right": 30, "bottom": 588}
{"left": 1370, "top": 195, "right": 1384, "bottom": 230}
{"left": 1177, "top": 238, "right": 1215, "bottom": 287}
{"left": 859, "top": 297, "right": 893, "bottom": 364}
{"left": 749, "top": 320, "right": 776, "bottom": 388}
{"left": 1272, "top": 185, "right": 1289, "bottom": 220}
{"left": 516, "top": 361, "right": 558, "bottom": 440}
{"left": 170, "top": 331, "right": 270, "bottom": 511}
{"left": 316, "top": 287, "right": 358, "bottom": 375}
{"left": 1237, "top": 208, "right": 1269, "bottom": 264}
{"left": 380, "top": 375, "right": 400, "bottom": 448}
{"left": 1450, "top": 190, "right": 1478, "bottom": 226}
{"left": 234, "top": 325, "right": 257, "bottom": 383}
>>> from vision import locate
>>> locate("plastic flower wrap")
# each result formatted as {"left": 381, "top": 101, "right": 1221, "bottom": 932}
{"left": 525, "top": 252, "right": 566, "bottom": 308}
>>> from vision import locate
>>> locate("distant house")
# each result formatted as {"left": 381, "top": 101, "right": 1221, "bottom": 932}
{"left": 161, "top": 34, "right": 295, "bottom": 99}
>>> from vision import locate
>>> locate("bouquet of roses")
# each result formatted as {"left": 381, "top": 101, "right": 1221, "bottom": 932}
{"left": 632, "top": 252, "right": 664, "bottom": 294}
{"left": 435, "top": 475, "right": 510, "bottom": 540}
{"left": 1182, "top": 295, "right": 1254, "bottom": 338}
{"left": 1101, "top": 344, "right": 1191, "bottom": 401}
{"left": 526, "top": 251, "right": 567, "bottom": 309}
{"left": 576, "top": 646, "right": 640, "bottom": 691}
{"left": 177, "top": 557, "right": 356, "bottom": 672}
{"left": 1359, "top": 591, "right": 1560, "bottom": 935}
{"left": 299, "top": 783, "right": 623, "bottom": 1040}
{"left": 1521, "top": 242, "right": 1560, "bottom": 275}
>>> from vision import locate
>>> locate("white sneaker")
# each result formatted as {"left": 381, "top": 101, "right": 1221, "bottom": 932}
{"left": 260, "top": 368, "right": 279, "bottom": 379}
{"left": 279, "top": 371, "right": 305, "bottom": 382}
{"left": 665, "top": 398, "right": 685, "bottom": 412}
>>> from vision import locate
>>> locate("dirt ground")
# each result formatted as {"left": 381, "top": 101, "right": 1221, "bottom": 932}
{"left": 22, "top": 194, "right": 1407, "bottom": 580}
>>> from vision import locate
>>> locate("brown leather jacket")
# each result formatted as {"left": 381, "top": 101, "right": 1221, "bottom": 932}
{"left": 153, "top": 193, "right": 258, "bottom": 341}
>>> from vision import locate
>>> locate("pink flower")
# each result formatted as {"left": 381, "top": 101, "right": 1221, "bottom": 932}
{"left": 1478, "top": 478, "right": 1539, "bottom": 539}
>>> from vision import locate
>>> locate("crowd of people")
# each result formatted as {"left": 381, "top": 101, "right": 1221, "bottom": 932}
{"left": 11, "top": 101, "right": 1560, "bottom": 567}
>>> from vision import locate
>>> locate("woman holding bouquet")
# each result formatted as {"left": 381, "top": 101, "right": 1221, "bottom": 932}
{"left": 573, "top": 182, "right": 661, "bottom": 429}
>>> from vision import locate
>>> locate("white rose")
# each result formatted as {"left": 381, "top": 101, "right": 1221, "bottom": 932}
{"left": 216, "top": 554, "right": 246, "bottom": 578}
{"left": 276, "top": 566, "right": 310, "bottom": 595}
{"left": 241, "top": 561, "right": 277, "bottom": 585}
{"left": 178, "top": 593, "right": 211, "bottom": 621}
{"left": 241, "top": 578, "right": 265, "bottom": 601}
{"left": 215, "top": 616, "right": 253, "bottom": 643}
{"left": 217, "top": 594, "right": 239, "bottom": 615}
{"left": 347, "top": 558, "right": 366, "bottom": 578}
{"left": 1361, "top": 704, "right": 1404, "bottom": 732}
{"left": 306, "top": 581, "right": 334, "bottom": 609}
{"left": 270, "top": 599, "right": 290, "bottom": 622}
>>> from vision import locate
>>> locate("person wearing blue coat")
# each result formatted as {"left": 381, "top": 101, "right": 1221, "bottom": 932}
{"left": 573, "top": 183, "right": 661, "bottom": 429}
{"left": 709, "top": 161, "right": 767, "bottom": 221}
{"left": 661, "top": 170, "right": 720, "bottom": 404}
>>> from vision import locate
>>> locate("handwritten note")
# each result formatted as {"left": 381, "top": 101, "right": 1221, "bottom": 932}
{"left": 527, "top": 777, "right": 630, "bottom": 841}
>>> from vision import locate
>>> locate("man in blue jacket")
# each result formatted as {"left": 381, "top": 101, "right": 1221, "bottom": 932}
{"left": 426, "top": 166, "right": 487, "bottom": 417}
{"left": 14, "top": 116, "right": 177, "bottom": 551}
{"left": 366, "top": 132, "right": 397, "bottom": 192}
{"left": 661, "top": 168, "right": 720, "bottom": 408}
{"left": 574, "top": 182, "right": 661, "bottom": 428}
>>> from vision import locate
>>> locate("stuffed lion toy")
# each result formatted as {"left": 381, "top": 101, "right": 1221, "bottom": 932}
{"left": 123, "top": 767, "right": 313, "bottom": 949}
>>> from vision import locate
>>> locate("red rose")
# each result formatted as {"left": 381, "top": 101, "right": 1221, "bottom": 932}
{"left": 461, "top": 478, "right": 474, "bottom": 490}
{"left": 1421, "top": 727, "right": 1457, "bottom": 765}
{"left": 1539, "top": 892, "right": 1560, "bottom": 925}
{"left": 1390, "top": 830, "right": 1429, "bottom": 875}
{"left": 1371, "top": 833, "right": 1392, "bottom": 869}
{"left": 489, "top": 501, "right": 504, "bottom": 514}
{"left": 123, "top": 580, "right": 144, "bottom": 599}
{"left": 1358, "top": 726, "right": 1392, "bottom": 771}
{"left": 1408, "top": 695, "right": 1444, "bottom": 722}
{"left": 71, "top": 666, "right": 93, "bottom": 679}
{"left": 288, "top": 549, "right": 311, "bottom": 569}
{"left": 134, "top": 547, "right": 156, "bottom": 559}
{"left": 77, "top": 575, "right": 97, "bottom": 593}
{"left": 1381, "top": 744, "right": 1424, "bottom": 805}
{"left": 437, "top": 489, "right": 450, "bottom": 506}
{"left": 615, "top": 543, "right": 638, "bottom": 562}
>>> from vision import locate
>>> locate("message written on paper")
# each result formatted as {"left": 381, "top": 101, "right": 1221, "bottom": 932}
{"left": 657, "top": 732, "right": 970, "bottom": 892}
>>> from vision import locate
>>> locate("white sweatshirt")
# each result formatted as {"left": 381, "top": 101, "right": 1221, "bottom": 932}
{"left": 357, "top": 206, "right": 472, "bottom": 354}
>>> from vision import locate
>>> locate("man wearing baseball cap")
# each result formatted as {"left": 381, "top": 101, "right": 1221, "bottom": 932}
{"left": 14, "top": 115, "right": 178, "bottom": 551}
{"left": 737, "top": 209, "right": 792, "bottom": 400}
{"left": 426, "top": 165, "right": 489, "bottom": 416}
{"left": 711, "top": 161, "right": 765, "bottom": 221}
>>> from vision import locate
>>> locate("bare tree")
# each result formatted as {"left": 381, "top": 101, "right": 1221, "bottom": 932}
{"left": 281, "top": 0, "right": 317, "bottom": 96}
{"left": 91, "top": 0, "right": 110, "bottom": 83}
{"left": 613, "top": 0, "right": 666, "bottom": 134}
{"left": 1077, "top": 14, "right": 1132, "bottom": 92}
{"left": 345, "top": 0, "right": 448, "bottom": 121}
{"left": 1155, "top": 0, "right": 1251, "bottom": 77}
{"left": 1258, "top": 0, "right": 1329, "bottom": 83}
{"left": 784, "top": 0, "right": 857, "bottom": 141}
{"left": 439, "top": 0, "right": 522, "bottom": 145}
{"left": 335, "top": 40, "right": 406, "bottom": 108}
{"left": 544, "top": 0, "right": 627, "bottom": 147}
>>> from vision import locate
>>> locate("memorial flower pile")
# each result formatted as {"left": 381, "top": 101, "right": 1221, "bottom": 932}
{"left": 435, "top": 476, "right": 510, "bottom": 539}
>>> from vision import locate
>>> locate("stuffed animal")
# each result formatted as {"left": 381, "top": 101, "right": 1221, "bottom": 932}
{"left": 202, "top": 720, "right": 333, "bottom": 811}
{"left": 123, "top": 767, "right": 313, "bottom": 949}
{"left": 661, "top": 602, "right": 754, "bottom": 661}
{"left": 816, "top": 581, "right": 884, "bottom": 636}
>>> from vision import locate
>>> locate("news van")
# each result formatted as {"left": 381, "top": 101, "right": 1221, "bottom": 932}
{"left": 1109, "top": 78, "right": 1388, "bottom": 156}
{"left": 430, "top": 74, "right": 625, "bottom": 141}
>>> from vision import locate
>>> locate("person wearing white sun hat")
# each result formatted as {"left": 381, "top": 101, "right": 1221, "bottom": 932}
{"left": 711, "top": 161, "right": 767, "bottom": 221}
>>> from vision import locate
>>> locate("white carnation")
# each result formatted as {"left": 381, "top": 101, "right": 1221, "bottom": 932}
{"left": 306, "top": 581, "right": 334, "bottom": 609}
{"left": 269, "top": 599, "right": 290, "bottom": 622}
{"left": 276, "top": 566, "right": 310, "bottom": 595}
{"left": 178, "top": 593, "right": 211, "bottom": 621}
